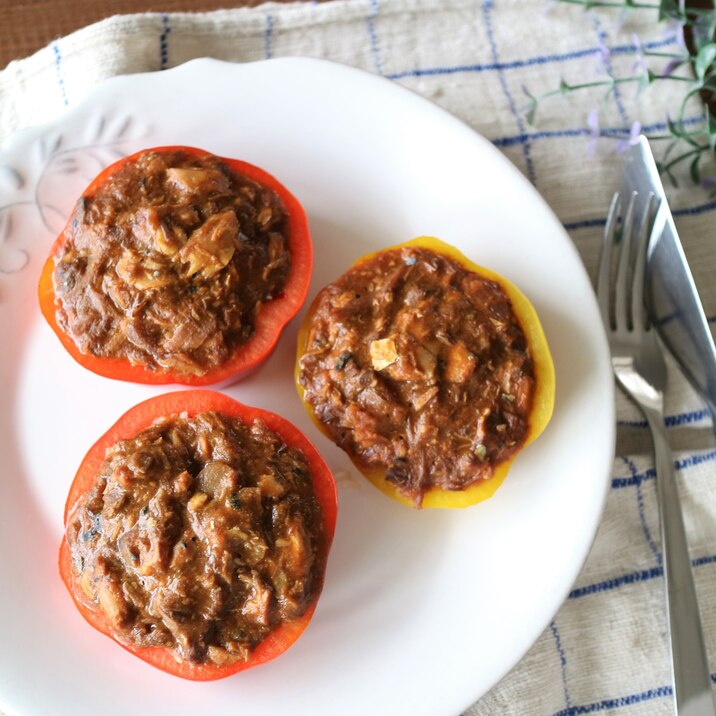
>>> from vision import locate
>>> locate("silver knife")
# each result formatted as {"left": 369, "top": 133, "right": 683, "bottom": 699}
{"left": 622, "top": 136, "right": 716, "bottom": 432}
{"left": 622, "top": 137, "right": 716, "bottom": 715}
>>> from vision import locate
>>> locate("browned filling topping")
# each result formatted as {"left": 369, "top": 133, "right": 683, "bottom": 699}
{"left": 298, "top": 246, "right": 535, "bottom": 505}
{"left": 66, "top": 412, "right": 325, "bottom": 666}
{"left": 53, "top": 150, "right": 291, "bottom": 376}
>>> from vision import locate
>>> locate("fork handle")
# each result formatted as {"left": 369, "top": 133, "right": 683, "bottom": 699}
{"left": 645, "top": 407, "right": 716, "bottom": 716}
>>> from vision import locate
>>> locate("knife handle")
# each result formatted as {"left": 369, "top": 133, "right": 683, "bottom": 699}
{"left": 645, "top": 406, "right": 716, "bottom": 716}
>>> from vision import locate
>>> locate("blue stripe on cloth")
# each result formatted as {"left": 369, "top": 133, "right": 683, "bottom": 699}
{"left": 159, "top": 14, "right": 171, "bottom": 70}
{"left": 493, "top": 128, "right": 587, "bottom": 147}
{"left": 52, "top": 43, "right": 69, "bottom": 107}
{"left": 569, "top": 565, "right": 664, "bottom": 599}
{"left": 612, "top": 464, "right": 655, "bottom": 489}
{"left": 600, "top": 114, "right": 704, "bottom": 135}
{"left": 673, "top": 199, "right": 716, "bottom": 217}
{"left": 658, "top": 310, "right": 716, "bottom": 329}
{"left": 264, "top": 13, "right": 275, "bottom": 59}
{"left": 549, "top": 620, "right": 572, "bottom": 710}
{"left": 570, "top": 553, "right": 716, "bottom": 599}
{"left": 611, "top": 450, "right": 716, "bottom": 489}
{"left": 367, "top": 0, "right": 383, "bottom": 75}
{"left": 385, "top": 36, "right": 677, "bottom": 80}
{"left": 491, "top": 115, "right": 704, "bottom": 148}
{"left": 618, "top": 407, "right": 713, "bottom": 429}
{"left": 554, "top": 674, "right": 716, "bottom": 716}
{"left": 620, "top": 456, "right": 661, "bottom": 563}
{"left": 565, "top": 195, "right": 716, "bottom": 232}
{"left": 660, "top": 313, "right": 716, "bottom": 325}
{"left": 552, "top": 685, "right": 673, "bottom": 715}
{"left": 482, "top": 0, "right": 536, "bottom": 184}
{"left": 564, "top": 217, "right": 608, "bottom": 231}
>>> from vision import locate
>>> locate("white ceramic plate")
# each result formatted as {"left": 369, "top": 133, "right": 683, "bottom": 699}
{"left": 0, "top": 58, "right": 614, "bottom": 716}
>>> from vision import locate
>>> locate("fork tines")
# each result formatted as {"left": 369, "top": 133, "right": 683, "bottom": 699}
{"left": 598, "top": 191, "right": 658, "bottom": 336}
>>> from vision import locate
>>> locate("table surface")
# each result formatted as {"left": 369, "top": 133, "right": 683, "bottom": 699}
{"left": 0, "top": 0, "right": 314, "bottom": 70}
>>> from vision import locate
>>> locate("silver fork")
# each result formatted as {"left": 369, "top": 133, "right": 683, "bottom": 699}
{"left": 598, "top": 192, "right": 715, "bottom": 716}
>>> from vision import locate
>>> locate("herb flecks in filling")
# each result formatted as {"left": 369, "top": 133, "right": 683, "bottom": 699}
{"left": 298, "top": 246, "right": 535, "bottom": 506}
{"left": 66, "top": 411, "right": 324, "bottom": 667}
{"left": 54, "top": 150, "right": 291, "bottom": 376}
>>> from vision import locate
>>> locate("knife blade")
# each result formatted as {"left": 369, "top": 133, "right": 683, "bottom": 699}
{"left": 622, "top": 136, "right": 716, "bottom": 430}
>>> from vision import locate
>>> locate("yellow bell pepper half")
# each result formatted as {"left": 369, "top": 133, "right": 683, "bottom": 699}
{"left": 295, "top": 236, "right": 555, "bottom": 509}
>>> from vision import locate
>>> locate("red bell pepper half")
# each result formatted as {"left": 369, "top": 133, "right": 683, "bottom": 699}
{"left": 59, "top": 390, "right": 337, "bottom": 680}
{"left": 38, "top": 146, "right": 313, "bottom": 386}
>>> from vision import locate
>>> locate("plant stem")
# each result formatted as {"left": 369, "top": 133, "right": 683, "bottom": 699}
{"left": 643, "top": 50, "right": 691, "bottom": 58}
{"left": 652, "top": 73, "right": 697, "bottom": 80}
{"left": 535, "top": 72, "right": 695, "bottom": 105}
{"left": 660, "top": 144, "right": 709, "bottom": 172}
{"left": 558, "top": 0, "right": 714, "bottom": 15}
{"left": 558, "top": 0, "right": 661, "bottom": 8}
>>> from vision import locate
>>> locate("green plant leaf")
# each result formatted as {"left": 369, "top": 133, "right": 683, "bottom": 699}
{"left": 658, "top": 0, "right": 684, "bottom": 21}
{"left": 708, "top": 111, "right": 716, "bottom": 151}
{"left": 667, "top": 114, "right": 702, "bottom": 148}
{"left": 662, "top": 137, "right": 679, "bottom": 164}
{"left": 525, "top": 99, "right": 538, "bottom": 125}
{"left": 695, "top": 43, "right": 716, "bottom": 80}
{"left": 665, "top": 166, "right": 679, "bottom": 187}
{"left": 559, "top": 79, "right": 572, "bottom": 95}
{"left": 690, "top": 155, "right": 701, "bottom": 184}
{"left": 691, "top": 16, "right": 716, "bottom": 52}
{"left": 666, "top": 116, "right": 682, "bottom": 138}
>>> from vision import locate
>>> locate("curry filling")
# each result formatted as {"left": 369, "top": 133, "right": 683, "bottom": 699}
{"left": 66, "top": 411, "right": 325, "bottom": 666}
{"left": 53, "top": 149, "right": 291, "bottom": 376}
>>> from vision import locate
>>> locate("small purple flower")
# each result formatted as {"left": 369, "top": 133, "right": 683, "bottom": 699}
{"left": 595, "top": 35, "right": 611, "bottom": 74}
{"left": 587, "top": 108, "right": 600, "bottom": 157}
{"left": 615, "top": 121, "right": 642, "bottom": 153}
{"left": 662, "top": 57, "right": 683, "bottom": 77}
{"left": 701, "top": 175, "right": 716, "bottom": 190}
{"left": 631, "top": 33, "right": 646, "bottom": 74}
{"left": 630, "top": 120, "right": 642, "bottom": 143}
{"left": 658, "top": 21, "right": 689, "bottom": 76}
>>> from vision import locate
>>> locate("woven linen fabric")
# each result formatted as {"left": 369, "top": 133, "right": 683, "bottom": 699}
{"left": 2, "top": 1, "right": 715, "bottom": 714}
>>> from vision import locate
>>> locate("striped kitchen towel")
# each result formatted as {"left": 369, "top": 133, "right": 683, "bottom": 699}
{"left": 1, "top": 1, "right": 715, "bottom": 714}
